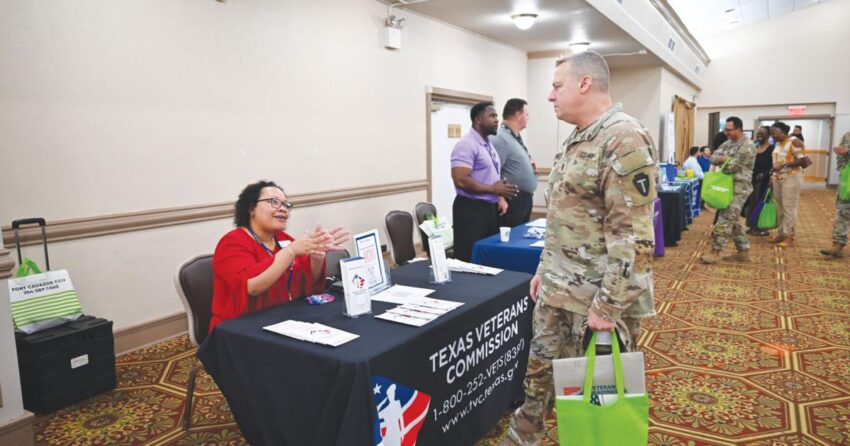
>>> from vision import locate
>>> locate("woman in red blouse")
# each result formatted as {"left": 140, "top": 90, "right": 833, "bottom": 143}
{"left": 210, "top": 180, "right": 350, "bottom": 331}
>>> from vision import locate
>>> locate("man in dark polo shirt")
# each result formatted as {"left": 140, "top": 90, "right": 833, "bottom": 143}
{"left": 450, "top": 102, "right": 519, "bottom": 261}
{"left": 491, "top": 98, "right": 538, "bottom": 227}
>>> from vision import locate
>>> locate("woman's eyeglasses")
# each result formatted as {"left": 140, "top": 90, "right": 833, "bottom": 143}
{"left": 257, "top": 197, "right": 294, "bottom": 210}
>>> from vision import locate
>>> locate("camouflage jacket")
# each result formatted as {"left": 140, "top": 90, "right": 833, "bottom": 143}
{"left": 711, "top": 137, "right": 756, "bottom": 196}
{"left": 538, "top": 105, "right": 657, "bottom": 321}
{"left": 838, "top": 132, "right": 850, "bottom": 170}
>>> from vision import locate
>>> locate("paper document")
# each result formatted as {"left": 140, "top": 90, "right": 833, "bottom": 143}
{"left": 445, "top": 258, "right": 502, "bottom": 275}
{"left": 375, "top": 298, "right": 462, "bottom": 326}
{"left": 263, "top": 320, "right": 359, "bottom": 347}
{"left": 371, "top": 285, "right": 435, "bottom": 304}
{"left": 527, "top": 218, "right": 546, "bottom": 227}
{"left": 353, "top": 229, "right": 389, "bottom": 292}
{"left": 375, "top": 312, "right": 432, "bottom": 327}
{"left": 529, "top": 240, "right": 546, "bottom": 248}
{"left": 408, "top": 297, "right": 464, "bottom": 311}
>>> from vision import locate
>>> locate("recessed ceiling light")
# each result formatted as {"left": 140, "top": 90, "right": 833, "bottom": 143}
{"left": 511, "top": 13, "right": 538, "bottom": 30}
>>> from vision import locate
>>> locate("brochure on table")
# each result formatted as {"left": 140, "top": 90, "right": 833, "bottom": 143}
{"left": 263, "top": 320, "right": 359, "bottom": 347}
{"left": 353, "top": 229, "right": 390, "bottom": 293}
{"left": 371, "top": 284, "right": 435, "bottom": 304}
{"left": 527, "top": 218, "right": 546, "bottom": 228}
{"left": 340, "top": 256, "right": 372, "bottom": 317}
{"left": 428, "top": 235, "right": 451, "bottom": 284}
{"left": 375, "top": 297, "right": 464, "bottom": 327}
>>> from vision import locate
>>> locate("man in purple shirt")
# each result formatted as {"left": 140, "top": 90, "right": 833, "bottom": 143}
{"left": 450, "top": 102, "right": 519, "bottom": 261}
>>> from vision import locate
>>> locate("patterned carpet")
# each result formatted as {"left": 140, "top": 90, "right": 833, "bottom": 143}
{"left": 33, "top": 189, "right": 849, "bottom": 445}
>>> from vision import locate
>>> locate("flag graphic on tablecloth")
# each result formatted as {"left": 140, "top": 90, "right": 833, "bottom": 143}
{"left": 372, "top": 375, "right": 431, "bottom": 446}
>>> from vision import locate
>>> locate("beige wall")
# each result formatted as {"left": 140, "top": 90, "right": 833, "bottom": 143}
{"left": 609, "top": 66, "right": 662, "bottom": 144}
{"left": 0, "top": 0, "right": 527, "bottom": 330}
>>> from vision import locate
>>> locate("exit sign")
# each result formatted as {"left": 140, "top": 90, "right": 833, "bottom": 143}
{"left": 787, "top": 105, "right": 807, "bottom": 115}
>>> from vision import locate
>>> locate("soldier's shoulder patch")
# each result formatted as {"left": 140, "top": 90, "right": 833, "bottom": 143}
{"left": 620, "top": 165, "right": 656, "bottom": 207}
{"left": 611, "top": 147, "right": 653, "bottom": 176}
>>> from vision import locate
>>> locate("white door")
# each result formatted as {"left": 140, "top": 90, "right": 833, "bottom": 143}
{"left": 430, "top": 102, "right": 472, "bottom": 221}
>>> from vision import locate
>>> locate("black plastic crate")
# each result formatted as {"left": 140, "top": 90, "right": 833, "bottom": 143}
{"left": 15, "top": 315, "right": 117, "bottom": 414}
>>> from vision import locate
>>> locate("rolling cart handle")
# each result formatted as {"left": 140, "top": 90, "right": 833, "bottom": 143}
{"left": 11, "top": 218, "right": 49, "bottom": 270}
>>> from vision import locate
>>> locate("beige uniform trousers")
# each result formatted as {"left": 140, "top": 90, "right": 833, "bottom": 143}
{"left": 772, "top": 171, "right": 802, "bottom": 238}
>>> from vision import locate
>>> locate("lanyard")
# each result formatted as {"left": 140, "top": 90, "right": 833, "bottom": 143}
{"left": 245, "top": 227, "right": 294, "bottom": 292}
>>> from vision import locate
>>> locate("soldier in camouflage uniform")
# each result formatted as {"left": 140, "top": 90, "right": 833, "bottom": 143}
{"left": 821, "top": 131, "right": 850, "bottom": 258}
{"left": 700, "top": 116, "right": 756, "bottom": 264}
{"left": 500, "top": 51, "right": 657, "bottom": 446}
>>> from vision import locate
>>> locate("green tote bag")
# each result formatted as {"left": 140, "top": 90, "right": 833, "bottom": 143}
{"left": 555, "top": 332, "right": 649, "bottom": 446}
{"left": 839, "top": 162, "right": 850, "bottom": 201}
{"left": 757, "top": 188, "right": 778, "bottom": 230}
{"left": 701, "top": 159, "right": 734, "bottom": 209}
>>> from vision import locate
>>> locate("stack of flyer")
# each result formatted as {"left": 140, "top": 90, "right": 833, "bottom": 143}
{"left": 444, "top": 258, "right": 502, "bottom": 275}
{"left": 263, "top": 320, "right": 359, "bottom": 347}
{"left": 375, "top": 297, "right": 464, "bottom": 327}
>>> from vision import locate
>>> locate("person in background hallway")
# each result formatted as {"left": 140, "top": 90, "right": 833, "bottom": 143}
{"left": 210, "top": 180, "right": 350, "bottom": 331}
{"left": 820, "top": 131, "right": 850, "bottom": 258}
{"left": 683, "top": 146, "right": 705, "bottom": 180}
{"left": 492, "top": 98, "right": 538, "bottom": 227}
{"left": 712, "top": 129, "right": 728, "bottom": 152}
{"left": 791, "top": 124, "right": 805, "bottom": 142}
{"left": 500, "top": 51, "right": 657, "bottom": 446}
{"left": 701, "top": 116, "right": 756, "bottom": 264}
{"left": 743, "top": 126, "right": 775, "bottom": 235}
{"left": 698, "top": 146, "right": 712, "bottom": 173}
{"left": 770, "top": 121, "right": 807, "bottom": 247}
{"left": 451, "top": 102, "right": 519, "bottom": 261}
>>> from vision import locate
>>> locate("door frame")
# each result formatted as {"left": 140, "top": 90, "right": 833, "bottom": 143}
{"left": 425, "top": 87, "right": 493, "bottom": 202}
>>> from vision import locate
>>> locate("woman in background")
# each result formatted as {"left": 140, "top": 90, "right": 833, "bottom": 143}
{"left": 744, "top": 126, "right": 774, "bottom": 235}
{"left": 210, "top": 180, "right": 350, "bottom": 331}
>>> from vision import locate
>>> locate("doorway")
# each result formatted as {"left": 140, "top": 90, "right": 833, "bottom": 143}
{"left": 425, "top": 88, "right": 493, "bottom": 220}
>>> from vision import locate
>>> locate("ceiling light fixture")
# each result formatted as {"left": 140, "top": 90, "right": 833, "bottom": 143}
{"left": 569, "top": 42, "right": 590, "bottom": 53}
{"left": 511, "top": 13, "right": 538, "bottom": 30}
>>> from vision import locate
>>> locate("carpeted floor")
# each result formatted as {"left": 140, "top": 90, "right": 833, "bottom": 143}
{"left": 33, "top": 188, "right": 849, "bottom": 445}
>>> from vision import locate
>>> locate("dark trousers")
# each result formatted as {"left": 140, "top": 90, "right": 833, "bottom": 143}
{"left": 452, "top": 195, "right": 500, "bottom": 262}
{"left": 500, "top": 191, "right": 534, "bottom": 228}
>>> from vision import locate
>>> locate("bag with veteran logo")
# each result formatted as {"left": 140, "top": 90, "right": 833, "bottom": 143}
{"left": 701, "top": 159, "right": 734, "bottom": 209}
{"left": 553, "top": 331, "right": 649, "bottom": 446}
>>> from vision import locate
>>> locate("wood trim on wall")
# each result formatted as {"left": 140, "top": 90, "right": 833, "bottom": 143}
{"left": 0, "top": 249, "right": 14, "bottom": 279}
{"left": 527, "top": 50, "right": 562, "bottom": 60}
{"left": 3, "top": 180, "right": 428, "bottom": 248}
{"left": 114, "top": 312, "right": 188, "bottom": 355}
{"left": 0, "top": 411, "right": 35, "bottom": 446}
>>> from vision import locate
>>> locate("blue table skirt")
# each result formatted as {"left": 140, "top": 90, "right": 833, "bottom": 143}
{"left": 471, "top": 223, "right": 543, "bottom": 274}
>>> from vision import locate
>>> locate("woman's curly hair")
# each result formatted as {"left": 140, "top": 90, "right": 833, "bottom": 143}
{"left": 233, "top": 180, "right": 285, "bottom": 227}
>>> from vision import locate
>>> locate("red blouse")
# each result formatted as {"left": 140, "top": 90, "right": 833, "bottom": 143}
{"left": 209, "top": 228, "right": 326, "bottom": 331}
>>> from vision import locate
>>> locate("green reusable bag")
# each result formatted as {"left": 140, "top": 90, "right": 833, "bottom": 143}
{"left": 839, "top": 163, "right": 850, "bottom": 201}
{"left": 555, "top": 332, "right": 649, "bottom": 446}
{"left": 700, "top": 159, "right": 734, "bottom": 209}
{"left": 8, "top": 258, "right": 82, "bottom": 333}
{"left": 757, "top": 188, "right": 778, "bottom": 230}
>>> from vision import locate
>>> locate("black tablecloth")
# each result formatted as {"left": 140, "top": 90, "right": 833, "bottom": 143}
{"left": 197, "top": 261, "right": 534, "bottom": 446}
{"left": 658, "top": 187, "right": 688, "bottom": 247}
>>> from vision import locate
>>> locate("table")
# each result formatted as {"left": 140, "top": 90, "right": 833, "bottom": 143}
{"left": 197, "top": 261, "right": 534, "bottom": 446}
{"left": 470, "top": 223, "right": 543, "bottom": 274}
{"left": 672, "top": 177, "right": 701, "bottom": 221}
{"left": 658, "top": 186, "right": 688, "bottom": 247}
